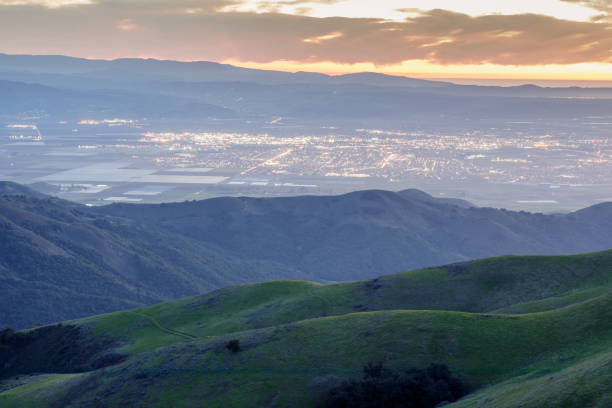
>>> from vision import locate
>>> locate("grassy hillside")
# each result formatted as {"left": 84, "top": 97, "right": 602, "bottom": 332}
{"left": 452, "top": 349, "right": 612, "bottom": 408}
{"left": 2, "top": 293, "right": 611, "bottom": 407}
{"left": 72, "top": 250, "right": 612, "bottom": 355}
{"left": 1, "top": 250, "right": 611, "bottom": 407}
{"left": 0, "top": 193, "right": 311, "bottom": 329}
{"left": 5, "top": 181, "right": 612, "bottom": 330}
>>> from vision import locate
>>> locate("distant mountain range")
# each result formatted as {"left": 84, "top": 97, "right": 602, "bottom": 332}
{"left": 0, "top": 79, "right": 233, "bottom": 118}
{"left": 1, "top": 53, "right": 611, "bottom": 122}
{"left": 2, "top": 181, "right": 612, "bottom": 329}
{"left": 0, "top": 53, "right": 449, "bottom": 87}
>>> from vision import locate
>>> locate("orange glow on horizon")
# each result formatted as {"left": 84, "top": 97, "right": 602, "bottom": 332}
{"left": 222, "top": 59, "right": 612, "bottom": 82}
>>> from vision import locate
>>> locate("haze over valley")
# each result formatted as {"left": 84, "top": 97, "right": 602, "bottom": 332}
{"left": 2, "top": 55, "right": 612, "bottom": 212}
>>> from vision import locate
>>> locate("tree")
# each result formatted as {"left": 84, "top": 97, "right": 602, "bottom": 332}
{"left": 226, "top": 339, "right": 241, "bottom": 353}
{"left": 323, "top": 362, "right": 471, "bottom": 408}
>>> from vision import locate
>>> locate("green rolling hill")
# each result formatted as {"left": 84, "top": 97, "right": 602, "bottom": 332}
{"left": 1, "top": 251, "right": 611, "bottom": 407}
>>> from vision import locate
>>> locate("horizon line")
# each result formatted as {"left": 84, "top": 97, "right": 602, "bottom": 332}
{"left": 2, "top": 51, "right": 612, "bottom": 87}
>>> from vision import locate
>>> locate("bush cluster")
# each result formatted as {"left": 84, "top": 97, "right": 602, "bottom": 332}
{"left": 324, "top": 362, "right": 470, "bottom": 408}
{"left": 226, "top": 339, "right": 241, "bottom": 353}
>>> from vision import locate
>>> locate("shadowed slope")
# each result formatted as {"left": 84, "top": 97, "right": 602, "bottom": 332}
{"left": 0, "top": 195, "right": 311, "bottom": 329}
{"left": 95, "top": 189, "right": 612, "bottom": 282}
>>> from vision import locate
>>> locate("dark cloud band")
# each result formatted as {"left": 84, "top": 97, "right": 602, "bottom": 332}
{"left": 0, "top": 1, "right": 610, "bottom": 66}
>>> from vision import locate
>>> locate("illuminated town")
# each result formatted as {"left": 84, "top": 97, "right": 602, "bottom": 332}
{"left": 1, "top": 115, "right": 611, "bottom": 211}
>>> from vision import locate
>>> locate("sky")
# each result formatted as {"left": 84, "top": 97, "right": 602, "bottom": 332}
{"left": 1, "top": 0, "right": 611, "bottom": 80}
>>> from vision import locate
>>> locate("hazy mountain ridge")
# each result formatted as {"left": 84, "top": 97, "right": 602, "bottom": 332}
{"left": 0, "top": 79, "right": 233, "bottom": 118}
{"left": 0, "top": 53, "right": 612, "bottom": 97}
{"left": 2, "top": 53, "right": 611, "bottom": 95}
{"left": 95, "top": 189, "right": 612, "bottom": 282}
{"left": 0, "top": 184, "right": 310, "bottom": 329}
{"left": 1, "top": 78, "right": 609, "bottom": 122}
{"left": 2, "top": 54, "right": 612, "bottom": 122}
{"left": 0, "top": 53, "right": 449, "bottom": 87}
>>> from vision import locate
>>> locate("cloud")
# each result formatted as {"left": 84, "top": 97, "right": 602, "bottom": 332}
{"left": 561, "top": 0, "right": 612, "bottom": 12}
{"left": 303, "top": 31, "right": 343, "bottom": 43}
{"left": 561, "top": 0, "right": 612, "bottom": 20}
{"left": 116, "top": 18, "right": 139, "bottom": 31}
{"left": 269, "top": 0, "right": 342, "bottom": 4}
{"left": 393, "top": 9, "right": 612, "bottom": 65}
{"left": 0, "top": 0, "right": 93, "bottom": 7}
{"left": 0, "top": 1, "right": 610, "bottom": 66}
{"left": 220, "top": 0, "right": 343, "bottom": 14}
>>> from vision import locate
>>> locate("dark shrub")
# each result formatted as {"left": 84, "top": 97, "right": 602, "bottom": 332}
{"left": 226, "top": 339, "right": 241, "bottom": 353}
{"left": 323, "top": 362, "right": 471, "bottom": 408}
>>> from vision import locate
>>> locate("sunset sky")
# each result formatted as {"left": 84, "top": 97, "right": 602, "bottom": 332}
{"left": 1, "top": 0, "right": 611, "bottom": 81}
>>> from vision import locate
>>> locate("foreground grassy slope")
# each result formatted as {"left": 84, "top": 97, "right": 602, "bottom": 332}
{"left": 0, "top": 374, "right": 85, "bottom": 408}
{"left": 3, "top": 292, "right": 611, "bottom": 407}
{"left": 2, "top": 250, "right": 611, "bottom": 407}
{"left": 77, "top": 251, "right": 612, "bottom": 354}
{"left": 450, "top": 349, "right": 612, "bottom": 408}
{"left": 80, "top": 280, "right": 325, "bottom": 354}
